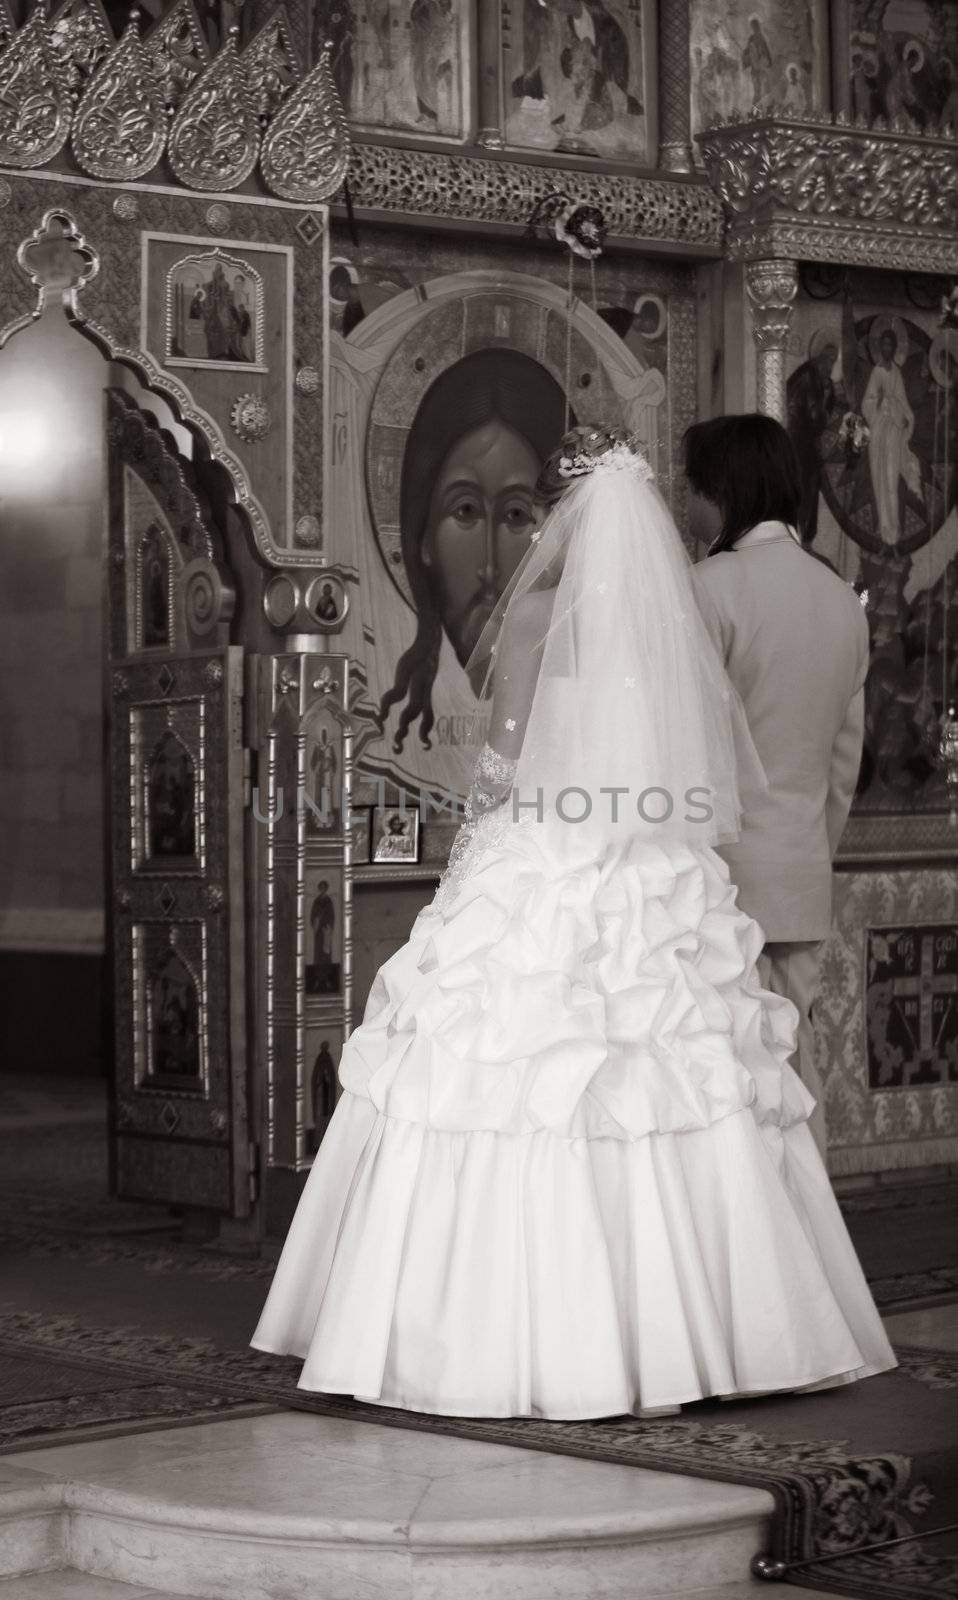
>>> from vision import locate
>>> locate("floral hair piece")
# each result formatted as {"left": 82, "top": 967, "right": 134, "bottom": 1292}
{"left": 556, "top": 427, "right": 653, "bottom": 484}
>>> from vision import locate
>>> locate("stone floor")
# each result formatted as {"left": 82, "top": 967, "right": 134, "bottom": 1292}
{"left": 1, "top": 1407, "right": 873, "bottom": 1600}
{"left": 0, "top": 1578, "right": 859, "bottom": 1600}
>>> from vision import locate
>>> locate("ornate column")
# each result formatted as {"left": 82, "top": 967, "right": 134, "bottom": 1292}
{"left": 476, "top": 0, "right": 503, "bottom": 148}
{"left": 744, "top": 259, "right": 798, "bottom": 422}
{"left": 657, "top": 0, "right": 693, "bottom": 174}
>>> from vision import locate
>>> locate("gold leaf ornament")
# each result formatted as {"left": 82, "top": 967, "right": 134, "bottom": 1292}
{"left": 72, "top": 9, "right": 168, "bottom": 180}
{"left": 167, "top": 26, "right": 260, "bottom": 192}
{"left": 260, "top": 40, "right": 349, "bottom": 204}
{"left": 0, "top": 5, "right": 73, "bottom": 169}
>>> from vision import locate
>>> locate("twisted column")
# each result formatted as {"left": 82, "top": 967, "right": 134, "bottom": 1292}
{"left": 657, "top": 0, "right": 693, "bottom": 173}
{"left": 745, "top": 260, "right": 799, "bottom": 423}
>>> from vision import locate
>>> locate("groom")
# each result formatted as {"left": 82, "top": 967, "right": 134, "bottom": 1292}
{"left": 686, "top": 415, "right": 870, "bottom": 1160}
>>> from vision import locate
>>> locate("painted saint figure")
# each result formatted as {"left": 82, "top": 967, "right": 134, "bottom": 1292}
{"left": 861, "top": 325, "right": 922, "bottom": 547}
{"left": 310, "top": 879, "right": 336, "bottom": 970}
{"left": 310, "top": 1040, "right": 338, "bottom": 1152}
{"left": 309, "top": 728, "right": 339, "bottom": 830}
{"left": 742, "top": 14, "right": 772, "bottom": 108}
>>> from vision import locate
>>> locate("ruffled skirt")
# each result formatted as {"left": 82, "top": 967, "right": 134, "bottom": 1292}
{"left": 252, "top": 820, "right": 896, "bottom": 1418}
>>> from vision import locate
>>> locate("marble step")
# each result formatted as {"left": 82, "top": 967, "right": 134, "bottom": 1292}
{"left": 0, "top": 1576, "right": 219, "bottom": 1599}
{"left": 2, "top": 1410, "right": 778, "bottom": 1600}
{"left": 0, "top": 1580, "right": 855, "bottom": 1600}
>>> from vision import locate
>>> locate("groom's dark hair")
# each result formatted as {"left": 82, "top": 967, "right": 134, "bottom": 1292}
{"left": 683, "top": 414, "right": 802, "bottom": 557}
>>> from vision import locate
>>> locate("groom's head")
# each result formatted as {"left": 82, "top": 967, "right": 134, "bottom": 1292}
{"left": 683, "top": 414, "right": 802, "bottom": 557}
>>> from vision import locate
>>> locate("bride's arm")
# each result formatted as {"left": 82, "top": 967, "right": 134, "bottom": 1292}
{"left": 467, "top": 593, "right": 548, "bottom": 819}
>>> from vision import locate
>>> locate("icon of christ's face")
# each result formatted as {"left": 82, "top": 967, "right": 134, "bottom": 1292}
{"left": 422, "top": 418, "right": 541, "bottom": 668}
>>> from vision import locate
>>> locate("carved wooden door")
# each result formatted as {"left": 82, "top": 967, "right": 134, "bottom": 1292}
{"left": 106, "top": 390, "right": 251, "bottom": 1216}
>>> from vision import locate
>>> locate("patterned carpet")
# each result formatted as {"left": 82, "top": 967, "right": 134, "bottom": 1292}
{"left": 2, "top": 1079, "right": 958, "bottom": 1598}
{"left": 1, "top": 1308, "right": 956, "bottom": 1600}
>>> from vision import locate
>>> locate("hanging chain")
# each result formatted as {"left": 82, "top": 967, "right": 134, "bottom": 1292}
{"left": 563, "top": 250, "right": 575, "bottom": 433}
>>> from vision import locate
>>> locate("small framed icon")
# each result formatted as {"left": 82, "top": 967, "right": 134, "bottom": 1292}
{"left": 348, "top": 807, "right": 371, "bottom": 864}
{"left": 371, "top": 806, "right": 420, "bottom": 865}
{"left": 304, "top": 573, "right": 348, "bottom": 632}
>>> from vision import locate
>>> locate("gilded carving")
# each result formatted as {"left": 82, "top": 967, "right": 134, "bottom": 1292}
{"left": 16, "top": 209, "right": 99, "bottom": 309}
{"left": 700, "top": 116, "right": 958, "bottom": 274}
{"left": 167, "top": 28, "right": 260, "bottom": 192}
{"left": 0, "top": 7, "right": 73, "bottom": 169}
{"left": 72, "top": 11, "right": 168, "bottom": 181}
{"left": 204, "top": 201, "right": 231, "bottom": 232}
{"left": 242, "top": 7, "right": 300, "bottom": 123}
{"left": 345, "top": 142, "right": 724, "bottom": 248}
{"left": 294, "top": 514, "right": 321, "bottom": 548}
{"left": 230, "top": 391, "right": 271, "bottom": 441}
{"left": 745, "top": 258, "right": 798, "bottom": 422}
{"left": 144, "top": 0, "right": 208, "bottom": 110}
{"left": 259, "top": 40, "right": 349, "bottom": 204}
{"left": 50, "top": 0, "right": 112, "bottom": 94}
{"left": 182, "top": 559, "right": 234, "bottom": 637}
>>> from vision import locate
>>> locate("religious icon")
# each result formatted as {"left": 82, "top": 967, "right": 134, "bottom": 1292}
{"left": 306, "top": 874, "right": 342, "bottom": 993}
{"left": 305, "top": 719, "right": 341, "bottom": 834}
{"left": 844, "top": 1, "right": 958, "bottom": 131}
{"left": 690, "top": 0, "right": 820, "bottom": 136}
{"left": 866, "top": 924, "right": 958, "bottom": 1088}
{"left": 371, "top": 806, "right": 420, "bottom": 863}
{"left": 786, "top": 291, "right": 958, "bottom": 814}
{"left": 598, "top": 291, "right": 669, "bottom": 381}
{"left": 316, "top": 0, "right": 472, "bottom": 142}
{"left": 166, "top": 250, "right": 265, "bottom": 370}
{"left": 139, "top": 522, "right": 172, "bottom": 650}
{"left": 860, "top": 316, "right": 923, "bottom": 550}
{"left": 305, "top": 572, "right": 348, "bottom": 631}
{"left": 148, "top": 950, "right": 201, "bottom": 1081}
{"left": 306, "top": 1025, "right": 343, "bottom": 1153}
{"left": 501, "top": 0, "right": 653, "bottom": 163}
{"left": 146, "top": 732, "right": 197, "bottom": 859}
{"left": 348, "top": 807, "right": 371, "bottom": 863}
{"left": 376, "top": 347, "right": 568, "bottom": 750}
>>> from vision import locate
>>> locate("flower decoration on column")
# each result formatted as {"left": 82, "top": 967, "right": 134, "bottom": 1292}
{"left": 745, "top": 260, "right": 799, "bottom": 423}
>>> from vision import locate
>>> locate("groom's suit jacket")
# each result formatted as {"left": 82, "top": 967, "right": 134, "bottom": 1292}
{"left": 692, "top": 521, "right": 870, "bottom": 943}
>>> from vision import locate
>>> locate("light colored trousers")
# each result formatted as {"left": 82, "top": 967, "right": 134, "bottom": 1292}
{"left": 756, "top": 941, "right": 827, "bottom": 1162}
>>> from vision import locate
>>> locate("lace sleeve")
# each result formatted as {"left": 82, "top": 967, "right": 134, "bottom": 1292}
{"left": 465, "top": 743, "right": 518, "bottom": 822}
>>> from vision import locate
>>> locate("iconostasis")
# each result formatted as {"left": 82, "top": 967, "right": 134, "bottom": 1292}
{"left": 0, "top": 0, "right": 956, "bottom": 1218}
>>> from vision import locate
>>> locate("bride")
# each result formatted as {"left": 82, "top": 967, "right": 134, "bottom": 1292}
{"left": 252, "top": 426, "right": 895, "bottom": 1420}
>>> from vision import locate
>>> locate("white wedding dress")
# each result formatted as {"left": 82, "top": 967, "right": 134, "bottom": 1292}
{"left": 252, "top": 434, "right": 896, "bottom": 1419}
